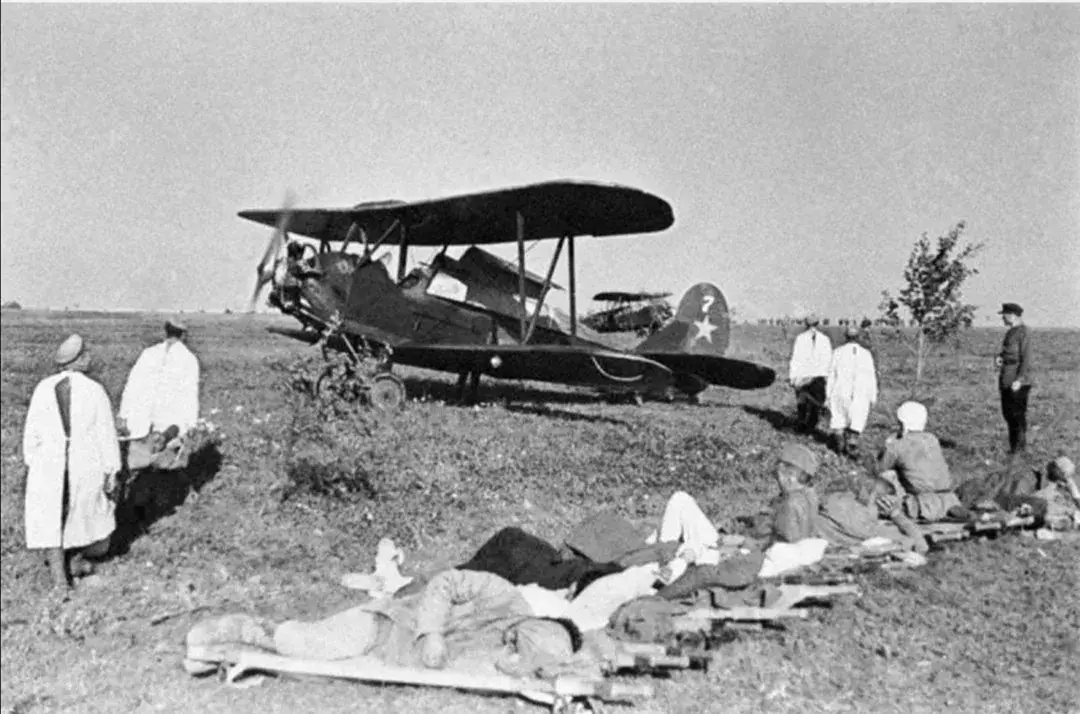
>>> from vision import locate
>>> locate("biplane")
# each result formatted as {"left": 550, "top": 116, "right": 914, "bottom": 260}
{"left": 240, "top": 180, "right": 775, "bottom": 409}
{"left": 583, "top": 291, "right": 674, "bottom": 336}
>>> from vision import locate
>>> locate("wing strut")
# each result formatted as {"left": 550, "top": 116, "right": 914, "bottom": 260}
{"left": 340, "top": 222, "right": 360, "bottom": 253}
{"left": 523, "top": 235, "right": 566, "bottom": 344}
{"left": 517, "top": 211, "right": 527, "bottom": 339}
{"left": 568, "top": 235, "right": 577, "bottom": 336}
{"left": 362, "top": 219, "right": 400, "bottom": 260}
{"left": 397, "top": 223, "right": 410, "bottom": 282}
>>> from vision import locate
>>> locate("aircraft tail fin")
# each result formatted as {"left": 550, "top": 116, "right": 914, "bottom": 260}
{"left": 635, "top": 283, "right": 730, "bottom": 355}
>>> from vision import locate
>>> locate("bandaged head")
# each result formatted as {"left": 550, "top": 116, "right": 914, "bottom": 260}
{"left": 496, "top": 618, "right": 578, "bottom": 677}
{"left": 1049, "top": 456, "right": 1075, "bottom": 481}
{"left": 896, "top": 401, "right": 928, "bottom": 432}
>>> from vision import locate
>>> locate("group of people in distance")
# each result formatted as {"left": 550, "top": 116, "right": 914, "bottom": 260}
{"left": 21, "top": 319, "right": 201, "bottom": 590}
{"left": 788, "top": 301, "right": 1035, "bottom": 459}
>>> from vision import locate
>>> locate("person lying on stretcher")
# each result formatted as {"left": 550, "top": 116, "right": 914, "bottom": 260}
{"left": 185, "top": 569, "right": 612, "bottom": 681}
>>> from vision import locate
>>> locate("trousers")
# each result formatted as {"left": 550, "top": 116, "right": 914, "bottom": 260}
{"left": 999, "top": 386, "right": 1031, "bottom": 453}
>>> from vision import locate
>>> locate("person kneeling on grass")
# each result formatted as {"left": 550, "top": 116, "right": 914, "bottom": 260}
{"left": 184, "top": 569, "right": 593, "bottom": 680}
{"left": 877, "top": 401, "right": 968, "bottom": 522}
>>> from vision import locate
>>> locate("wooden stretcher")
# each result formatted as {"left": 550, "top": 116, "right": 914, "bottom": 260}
{"left": 671, "top": 583, "right": 862, "bottom": 632}
{"left": 189, "top": 644, "right": 655, "bottom": 713}
{"left": 920, "top": 515, "right": 1036, "bottom": 544}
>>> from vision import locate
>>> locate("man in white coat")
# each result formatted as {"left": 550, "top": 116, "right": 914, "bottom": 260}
{"left": 23, "top": 334, "right": 121, "bottom": 589}
{"left": 788, "top": 314, "right": 833, "bottom": 434}
{"left": 826, "top": 326, "right": 879, "bottom": 458}
{"left": 119, "top": 318, "right": 200, "bottom": 445}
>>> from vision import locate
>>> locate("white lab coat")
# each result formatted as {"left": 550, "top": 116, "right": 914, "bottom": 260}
{"left": 22, "top": 371, "right": 120, "bottom": 549}
{"left": 826, "top": 342, "right": 878, "bottom": 432}
{"left": 788, "top": 328, "right": 833, "bottom": 386}
{"left": 119, "top": 340, "right": 200, "bottom": 439}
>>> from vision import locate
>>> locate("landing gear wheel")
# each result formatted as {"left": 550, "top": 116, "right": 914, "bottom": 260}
{"left": 368, "top": 373, "right": 406, "bottom": 411}
{"left": 316, "top": 364, "right": 364, "bottom": 402}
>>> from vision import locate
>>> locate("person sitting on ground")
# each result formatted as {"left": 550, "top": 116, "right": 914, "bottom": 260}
{"left": 877, "top": 401, "right": 967, "bottom": 522}
{"left": 817, "top": 476, "right": 929, "bottom": 553}
{"left": 184, "top": 568, "right": 591, "bottom": 680}
{"left": 957, "top": 455, "right": 1080, "bottom": 528}
{"left": 742, "top": 443, "right": 823, "bottom": 544}
{"left": 118, "top": 318, "right": 200, "bottom": 449}
{"left": 1040, "top": 456, "right": 1080, "bottom": 529}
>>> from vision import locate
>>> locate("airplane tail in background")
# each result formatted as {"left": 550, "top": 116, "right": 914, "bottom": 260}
{"left": 634, "top": 283, "right": 731, "bottom": 356}
{"left": 634, "top": 283, "right": 774, "bottom": 393}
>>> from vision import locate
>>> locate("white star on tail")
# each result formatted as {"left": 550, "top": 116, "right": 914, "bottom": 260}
{"left": 693, "top": 316, "right": 718, "bottom": 343}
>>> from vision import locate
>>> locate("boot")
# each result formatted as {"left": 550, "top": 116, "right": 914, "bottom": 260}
{"left": 830, "top": 430, "right": 847, "bottom": 455}
{"left": 46, "top": 548, "right": 71, "bottom": 590}
{"left": 845, "top": 431, "right": 861, "bottom": 460}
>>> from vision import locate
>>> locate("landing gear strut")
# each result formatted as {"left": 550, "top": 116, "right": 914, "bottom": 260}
{"left": 311, "top": 318, "right": 405, "bottom": 410}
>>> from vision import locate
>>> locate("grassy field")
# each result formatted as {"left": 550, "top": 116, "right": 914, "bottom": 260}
{"left": 1, "top": 310, "right": 1078, "bottom": 714}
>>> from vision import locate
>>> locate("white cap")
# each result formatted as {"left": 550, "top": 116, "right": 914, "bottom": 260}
{"left": 896, "top": 401, "right": 928, "bottom": 432}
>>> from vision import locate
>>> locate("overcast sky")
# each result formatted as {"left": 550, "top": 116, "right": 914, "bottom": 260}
{"left": 3, "top": 4, "right": 1078, "bottom": 326}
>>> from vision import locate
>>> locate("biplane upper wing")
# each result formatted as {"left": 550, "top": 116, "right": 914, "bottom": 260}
{"left": 390, "top": 343, "right": 676, "bottom": 392}
{"left": 238, "top": 180, "right": 674, "bottom": 246}
{"left": 593, "top": 291, "right": 673, "bottom": 303}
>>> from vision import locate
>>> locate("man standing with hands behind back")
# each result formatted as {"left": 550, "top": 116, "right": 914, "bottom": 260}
{"left": 995, "top": 302, "right": 1033, "bottom": 455}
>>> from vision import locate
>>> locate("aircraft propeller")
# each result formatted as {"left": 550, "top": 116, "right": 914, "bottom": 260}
{"left": 249, "top": 190, "right": 296, "bottom": 312}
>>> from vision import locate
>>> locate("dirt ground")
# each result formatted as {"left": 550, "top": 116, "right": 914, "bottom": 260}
{"left": 2, "top": 310, "right": 1078, "bottom": 714}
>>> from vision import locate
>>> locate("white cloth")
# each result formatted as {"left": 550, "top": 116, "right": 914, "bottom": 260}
{"left": 517, "top": 584, "right": 573, "bottom": 619}
{"left": 826, "top": 342, "right": 878, "bottom": 432}
{"left": 567, "top": 564, "right": 660, "bottom": 632}
{"left": 119, "top": 340, "right": 200, "bottom": 439}
{"left": 788, "top": 328, "right": 833, "bottom": 385}
{"left": 22, "top": 371, "right": 120, "bottom": 549}
{"left": 758, "top": 538, "right": 828, "bottom": 578}
{"left": 340, "top": 538, "right": 414, "bottom": 598}
{"left": 655, "top": 491, "right": 722, "bottom": 564}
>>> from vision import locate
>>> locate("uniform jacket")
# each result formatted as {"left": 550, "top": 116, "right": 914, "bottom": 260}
{"left": 998, "top": 324, "right": 1033, "bottom": 389}
{"left": 23, "top": 371, "right": 120, "bottom": 549}
{"left": 771, "top": 487, "right": 821, "bottom": 544}
{"left": 878, "top": 432, "right": 954, "bottom": 494}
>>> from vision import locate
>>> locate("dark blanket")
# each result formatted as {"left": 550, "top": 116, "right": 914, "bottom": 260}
{"left": 656, "top": 548, "right": 766, "bottom": 601}
{"left": 458, "top": 527, "right": 624, "bottom": 590}
{"left": 564, "top": 511, "right": 649, "bottom": 564}
{"left": 956, "top": 465, "right": 1048, "bottom": 521}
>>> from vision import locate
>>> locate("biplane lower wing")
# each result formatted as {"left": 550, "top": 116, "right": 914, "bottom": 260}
{"left": 391, "top": 343, "right": 676, "bottom": 392}
{"left": 639, "top": 352, "right": 777, "bottom": 391}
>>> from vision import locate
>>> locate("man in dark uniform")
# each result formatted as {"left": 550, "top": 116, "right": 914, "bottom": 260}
{"left": 995, "top": 302, "right": 1033, "bottom": 455}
